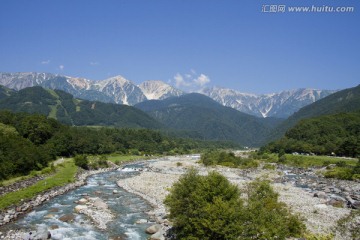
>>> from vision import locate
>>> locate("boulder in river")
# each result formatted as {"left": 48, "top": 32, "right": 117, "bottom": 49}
{"left": 23, "top": 229, "right": 51, "bottom": 240}
{"left": 146, "top": 224, "right": 162, "bottom": 234}
{"left": 78, "top": 198, "right": 88, "bottom": 204}
{"left": 150, "top": 229, "right": 165, "bottom": 240}
{"left": 74, "top": 205, "right": 88, "bottom": 213}
{"left": 313, "top": 191, "right": 327, "bottom": 199}
{"left": 59, "top": 214, "right": 75, "bottom": 222}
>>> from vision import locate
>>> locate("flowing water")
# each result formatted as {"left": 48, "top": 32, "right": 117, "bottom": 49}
{"left": 1, "top": 163, "right": 155, "bottom": 240}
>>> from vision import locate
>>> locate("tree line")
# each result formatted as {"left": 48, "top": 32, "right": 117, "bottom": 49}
{"left": 0, "top": 110, "right": 237, "bottom": 180}
{"left": 262, "top": 111, "right": 360, "bottom": 157}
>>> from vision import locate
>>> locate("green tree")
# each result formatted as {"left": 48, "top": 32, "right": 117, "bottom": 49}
{"left": 164, "top": 169, "right": 243, "bottom": 240}
{"left": 164, "top": 170, "right": 305, "bottom": 240}
{"left": 74, "top": 155, "right": 89, "bottom": 169}
{"left": 241, "top": 180, "right": 305, "bottom": 239}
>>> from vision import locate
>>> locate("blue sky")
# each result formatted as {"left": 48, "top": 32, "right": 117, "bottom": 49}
{"left": 0, "top": 0, "right": 359, "bottom": 94}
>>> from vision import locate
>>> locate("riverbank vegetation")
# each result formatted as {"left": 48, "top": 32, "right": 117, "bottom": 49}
{"left": 0, "top": 110, "right": 237, "bottom": 180}
{"left": 164, "top": 169, "right": 305, "bottom": 239}
{"left": 253, "top": 152, "right": 360, "bottom": 180}
{"left": 263, "top": 111, "right": 360, "bottom": 157}
{"left": 201, "top": 150, "right": 259, "bottom": 168}
{"left": 0, "top": 159, "right": 77, "bottom": 209}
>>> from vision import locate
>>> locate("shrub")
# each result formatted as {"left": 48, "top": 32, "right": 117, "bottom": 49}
{"left": 324, "top": 167, "right": 353, "bottom": 180}
{"left": 241, "top": 179, "right": 305, "bottom": 239}
{"left": 201, "top": 150, "right": 258, "bottom": 169}
{"left": 74, "top": 155, "right": 89, "bottom": 169}
{"left": 322, "top": 160, "right": 331, "bottom": 167}
{"left": 263, "top": 163, "right": 276, "bottom": 170}
{"left": 164, "top": 168, "right": 243, "bottom": 240}
{"left": 336, "top": 161, "right": 347, "bottom": 167}
{"left": 353, "top": 159, "right": 360, "bottom": 174}
{"left": 278, "top": 155, "right": 287, "bottom": 163}
{"left": 164, "top": 169, "right": 305, "bottom": 240}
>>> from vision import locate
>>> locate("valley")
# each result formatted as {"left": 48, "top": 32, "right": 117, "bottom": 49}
{"left": 0, "top": 74, "right": 359, "bottom": 240}
{"left": 1, "top": 154, "right": 359, "bottom": 239}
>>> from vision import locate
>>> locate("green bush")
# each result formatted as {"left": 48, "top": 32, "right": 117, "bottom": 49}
{"left": 74, "top": 155, "right": 89, "bottom": 169}
{"left": 353, "top": 159, "right": 360, "bottom": 174}
{"left": 164, "top": 169, "right": 305, "bottom": 240}
{"left": 263, "top": 163, "right": 276, "bottom": 170}
{"left": 201, "top": 151, "right": 258, "bottom": 169}
{"left": 164, "top": 169, "right": 243, "bottom": 240}
{"left": 324, "top": 167, "right": 353, "bottom": 180}
{"left": 336, "top": 161, "right": 347, "bottom": 167}
{"left": 241, "top": 179, "right": 305, "bottom": 239}
{"left": 278, "top": 155, "right": 287, "bottom": 163}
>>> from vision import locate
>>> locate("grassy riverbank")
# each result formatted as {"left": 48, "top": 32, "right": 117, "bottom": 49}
{"left": 258, "top": 153, "right": 358, "bottom": 167}
{"left": 0, "top": 159, "right": 77, "bottom": 210}
{"left": 0, "top": 154, "right": 152, "bottom": 210}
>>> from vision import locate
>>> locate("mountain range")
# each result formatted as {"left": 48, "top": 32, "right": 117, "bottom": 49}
{"left": 0, "top": 86, "right": 161, "bottom": 129}
{"left": 0, "top": 72, "right": 335, "bottom": 118}
{"left": 267, "top": 84, "right": 360, "bottom": 142}
{"left": 135, "top": 93, "right": 283, "bottom": 146}
{"left": 0, "top": 82, "right": 358, "bottom": 147}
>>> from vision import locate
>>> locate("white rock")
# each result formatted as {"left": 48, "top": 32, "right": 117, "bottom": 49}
{"left": 78, "top": 198, "right": 88, "bottom": 204}
{"left": 74, "top": 205, "right": 88, "bottom": 213}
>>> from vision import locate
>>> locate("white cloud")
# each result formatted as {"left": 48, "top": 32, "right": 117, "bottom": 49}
{"left": 41, "top": 60, "right": 50, "bottom": 64}
{"left": 59, "top": 65, "right": 64, "bottom": 70}
{"left": 172, "top": 70, "right": 211, "bottom": 92}
{"left": 174, "top": 73, "right": 190, "bottom": 88}
{"left": 194, "top": 74, "right": 210, "bottom": 86}
{"left": 90, "top": 61, "right": 99, "bottom": 66}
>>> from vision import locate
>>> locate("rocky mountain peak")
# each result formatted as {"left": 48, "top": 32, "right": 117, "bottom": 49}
{"left": 139, "top": 80, "right": 184, "bottom": 100}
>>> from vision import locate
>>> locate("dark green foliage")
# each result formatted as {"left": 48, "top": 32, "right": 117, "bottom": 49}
{"left": 0, "top": 86, "right": 162, "bottom": 129}
{"left": 201, "top": 150, "right": 258, "bottom": 168}
{"left": 267, "top": 84, "right": 360, "bottom": 142}
{"left": 324, "top": 167, "right": 354, "bottom": 180}
{"left": 164, "top": 169, "right": 244, "bottom": 240}
{"left": 135, "top": 93, "right": 283, "bottom": 146}
{"left": 0, "top": 110, "right": 237, "bottom": 180}
{"left": 0, "top": 85, "right": 15, "bottom": 100}
{"left": 353, "top": 159, "right": 360, "bottom": 174}
{"left": 264, "top": 111, "right": 360, "bottom": 157}
{"left": 74, "top": 155, "right": 89, "bottom": 169}
{"left": 17, "top": 114, "right": 62, "bottom": 145}
{"left": 0, "top": 131, "right": 51, "bottom": 180}
{"left": 164, "top": 170, "right": 305, "bottom": 240}
{"left": 241, "top": 180, "right": 305, "bottom": 239}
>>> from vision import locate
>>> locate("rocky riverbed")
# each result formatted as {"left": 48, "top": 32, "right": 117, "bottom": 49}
{"left": 1, "top": 156, "right": 359, "bottom": 239}
{"left": 0, "top": 162, "right": 155, "bottom": 240}
{"left": 0, "top": 167, "right": 118, "bottom": 228}
{"left": 117, "top": 156, "right": 360, "bottom": 239}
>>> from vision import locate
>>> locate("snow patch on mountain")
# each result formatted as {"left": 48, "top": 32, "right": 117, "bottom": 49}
{"left": 139, "top": 80, "right": 184, "bottom": 100}
{"left": 0, "top": 72, "right": 337, "bottom": 117}
{"left": 200, "top": 87, "right": 336, "bottom": 118}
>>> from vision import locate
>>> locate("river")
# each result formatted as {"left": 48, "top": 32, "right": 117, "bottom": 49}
{"left": 0, "top": 162, "right": 154, "bottom": 240}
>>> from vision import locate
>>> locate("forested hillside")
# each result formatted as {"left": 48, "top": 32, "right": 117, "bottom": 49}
{"left": 267, "top": 84, "right": 360, "bottom": 142}
{"left": 0, "top": 111, "right": 238, "bottom": 180}
{"left": 263, "top": 111, "right": 360, "bottom": 157}
{"left": 0, "top": 86, "right": 162, "bottom": 129}
{"left": 0, "top": 86, "right": 14, "bottom": 100}
{"left": 136, "top": 93, "right": 283, "bottom": 146}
